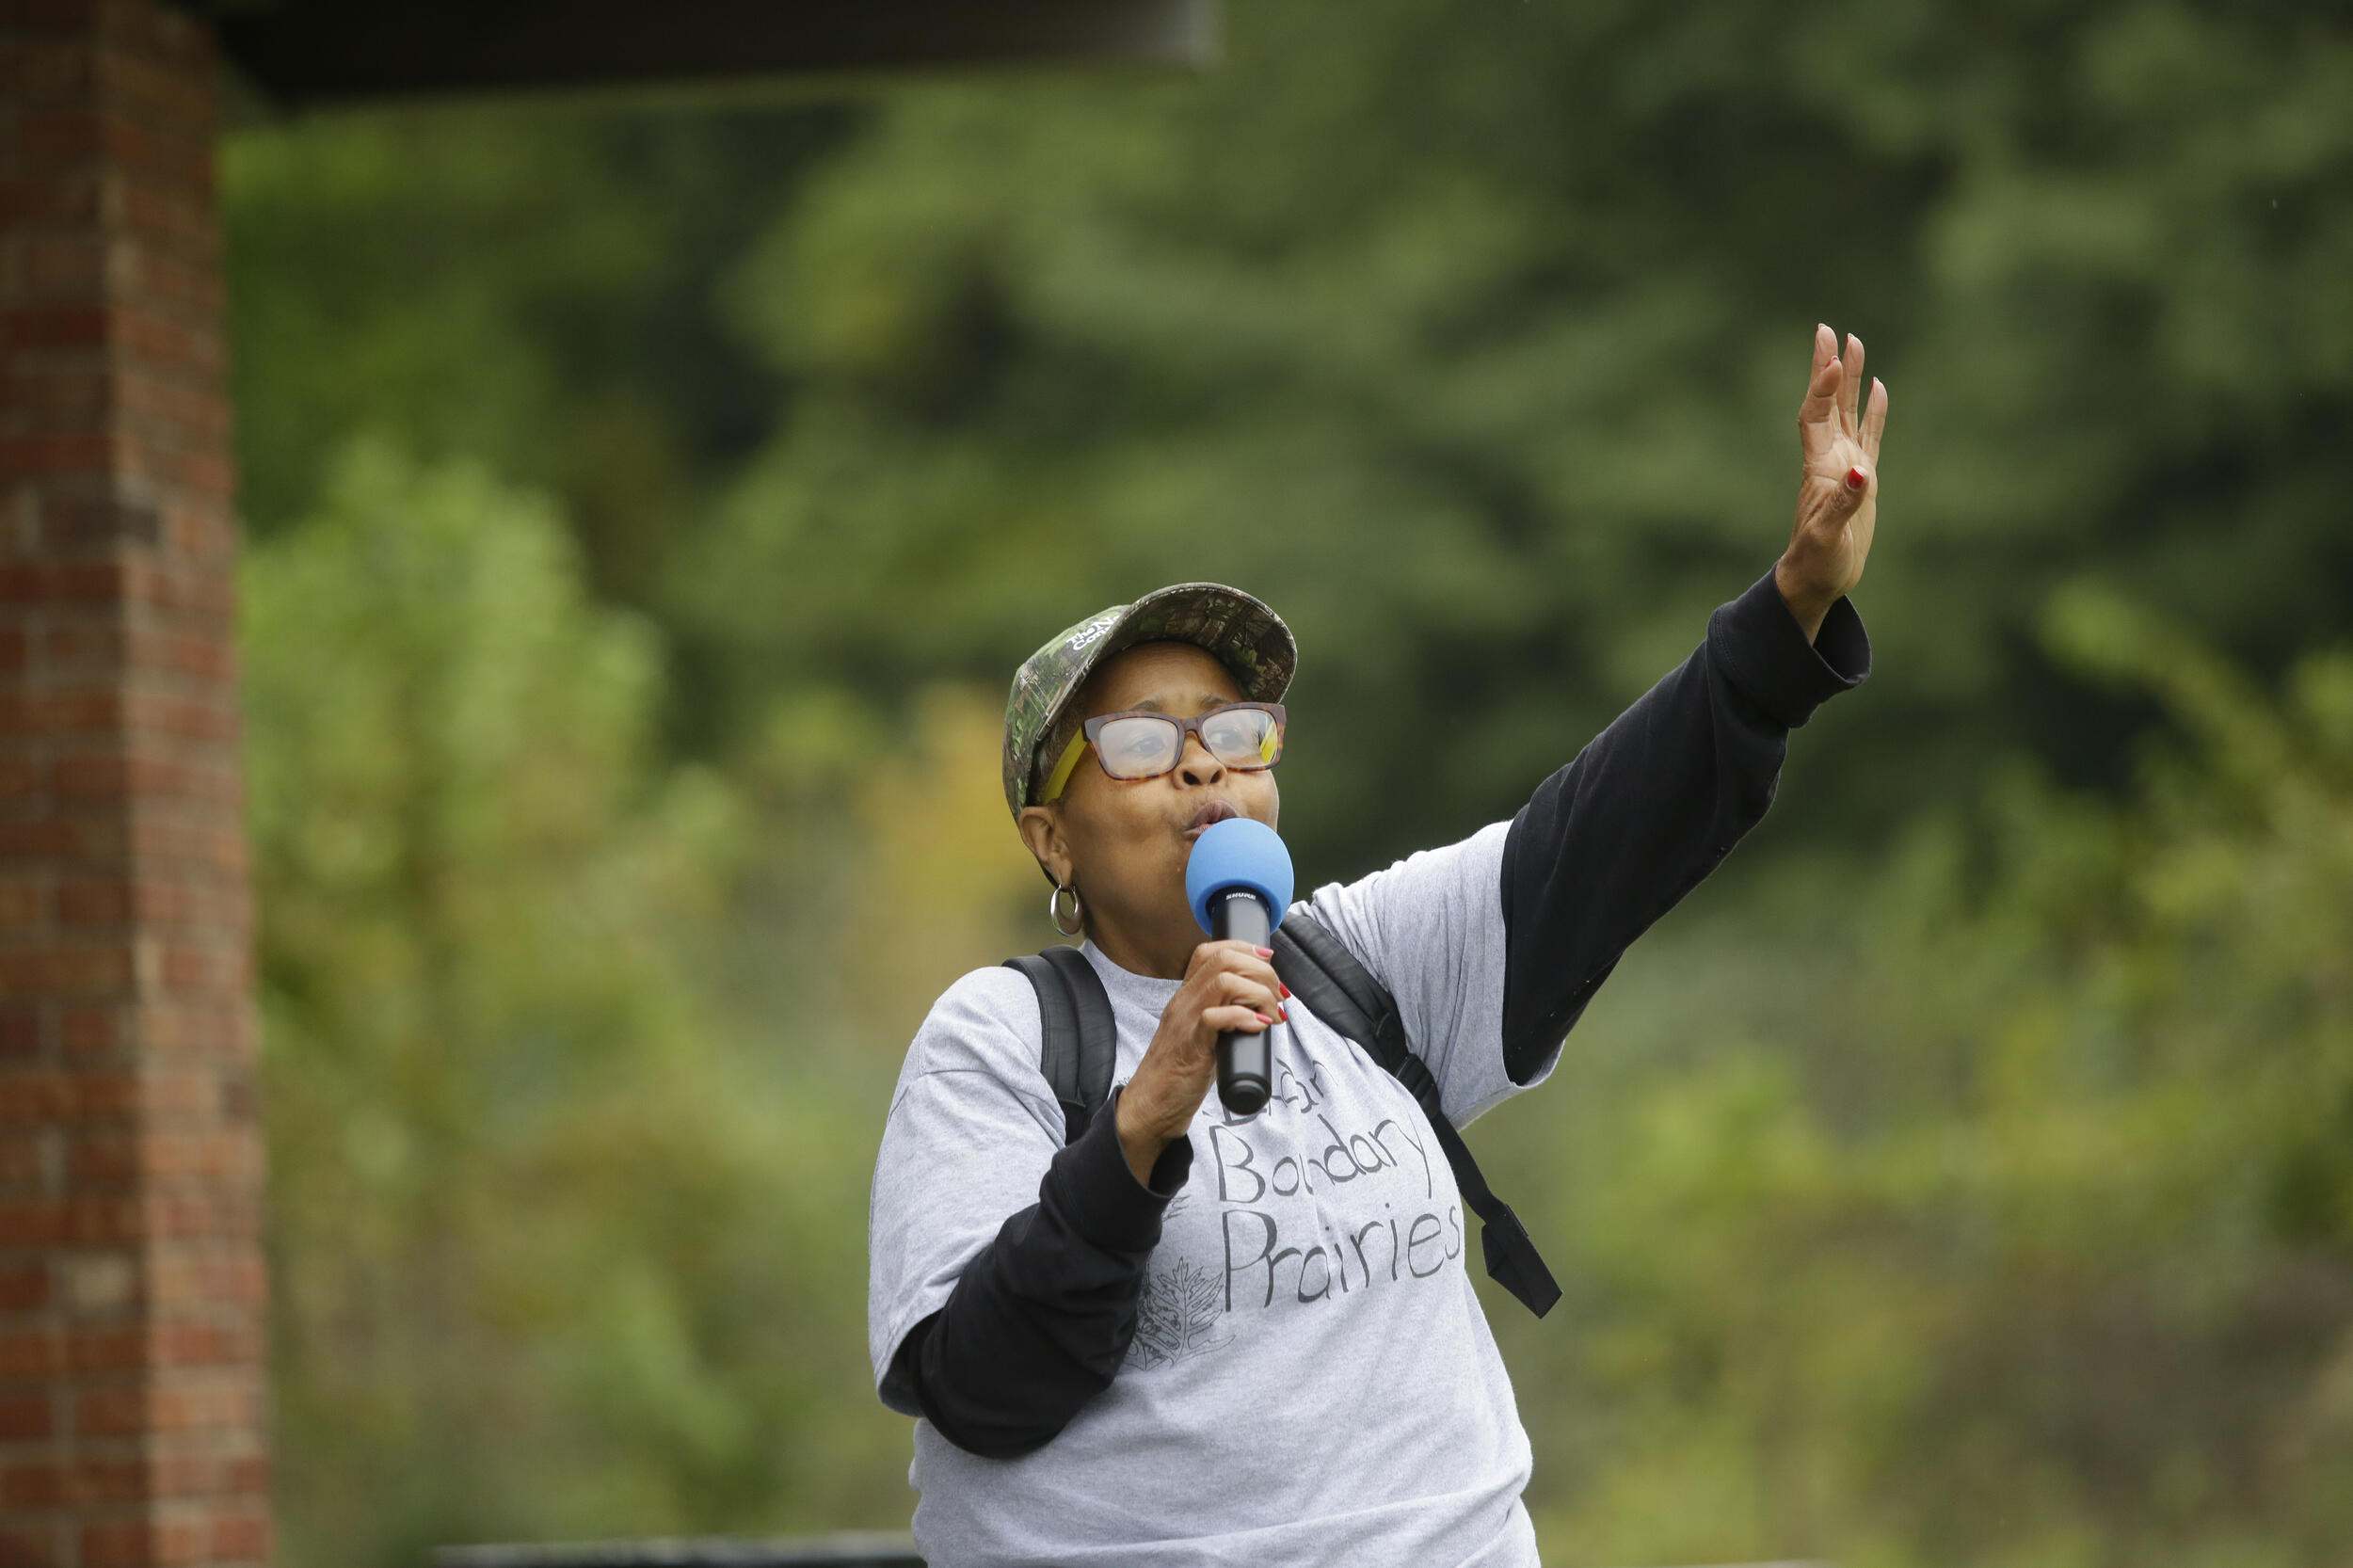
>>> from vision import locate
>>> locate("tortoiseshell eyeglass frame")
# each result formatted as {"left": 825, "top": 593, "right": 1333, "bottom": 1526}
{"left": 1038, "top": 701, "right": 1288, "bottom": 806}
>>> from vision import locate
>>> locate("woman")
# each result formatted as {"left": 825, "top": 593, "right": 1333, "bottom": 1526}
{"left": 868, "top": 324, "right": 1888, "bottom": 1565}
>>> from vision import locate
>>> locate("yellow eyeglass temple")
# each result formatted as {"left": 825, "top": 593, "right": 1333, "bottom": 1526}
{"left": 1039, "top": 730, "right": 1091, "bottom": 807}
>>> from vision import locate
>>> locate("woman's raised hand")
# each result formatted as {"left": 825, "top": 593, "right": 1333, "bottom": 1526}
{"left": 1783, "top": 322, "right": 1890, "bottom": 614}
{"left": 1113, "top": 940, "right": 1287, "bottom": 1185}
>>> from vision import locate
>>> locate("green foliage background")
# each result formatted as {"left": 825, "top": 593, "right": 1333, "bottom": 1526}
{"left": 223, "top": 3, "right": 2353, "bottom": 1563}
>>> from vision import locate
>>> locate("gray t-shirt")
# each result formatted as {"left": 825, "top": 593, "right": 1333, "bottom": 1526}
{"left": 868, "top": 817, "right": 1561, "bottom": 1566}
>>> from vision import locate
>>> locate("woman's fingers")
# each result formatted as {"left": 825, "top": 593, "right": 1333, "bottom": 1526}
{"left": 1863, "top": 376, "right": 1889, "bottom": 461}
{"left": 1216, "top": 968, "right": 1285, "bottom": 1018}
{"left": 1840, "top": 333, "right": 1865, "bottom": 435}
{"left": 1800, "top": 345, "right": 1841, "bottom": 432}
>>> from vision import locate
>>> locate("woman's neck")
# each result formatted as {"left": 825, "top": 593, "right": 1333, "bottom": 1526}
{"left": 1085, "top": 917, "right": 1197, "bottom": 983}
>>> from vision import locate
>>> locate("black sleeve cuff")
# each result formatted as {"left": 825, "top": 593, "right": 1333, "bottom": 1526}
{"left": 1706, "top": 567, "right": 1872, "bottom": 729}
{"left": 1048, "top": 1084, "right": 1193, "bottom": 1254}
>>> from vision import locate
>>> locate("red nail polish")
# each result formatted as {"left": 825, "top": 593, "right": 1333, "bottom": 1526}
{"left": 1278, "top": 983, "right": 1290, "bottom": 999}
{"left": 1845, "top": 466, "right": 1868, "bottom": 491}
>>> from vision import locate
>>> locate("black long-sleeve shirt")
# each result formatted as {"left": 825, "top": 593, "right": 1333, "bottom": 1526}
{"left": 885, "top": 565, "right": 1872, "bottom": 1456}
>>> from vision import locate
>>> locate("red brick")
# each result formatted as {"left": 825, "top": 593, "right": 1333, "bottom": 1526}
{"left": 125, "top": 692, "right": 236, "bottom": 744}
{"left": 0, "top": 38, "right": 97, "bottom": 103}
{"left": 68, "top": 1383, "right": 142, "bottom": 1436}
{"left": 112, "top": 369, "right": 221, "bottom": 436}
{"left": 7, "top": 8, "right": 267, "bottom": 1543}
{"left": 0, "top": 1266, "right": 50, "bottom": 1315}
{"left": 0, "top": 878, "right": 47, "bottom": 929}
{"left": 0, "top": 1391, "right": 55, "bottom": 1441}
{"left": 146, "top": 883, "right": 250, "bottom": 930}
{"left": 220, "top": 1450, "right": 267, "bottom": 1494}
{"left": 123, "top": 818, "right": 244, "bottom": 874}
{"left": 35, "top": 624, "right": 123, "bottom": 670}
{"left": 58, "top": 1325, "right": 142, "bottom": 1374}
{"left": 0, "top": 1135, "right": 46, "bottom": 1187}
{"left": 154, "top": 1320, "right": 260, "bottom": 1368}
{"left": 58, "top": 1007, "right": 114, "bottom": 1052}
{"left": 206, "top": 1509, "right": 269, "bottom": 1562}
{"left": 0, "top": 1460, "right": 69, "bottom": 1510}
{"left": 32, "top": 625, "right": 236, "bottom": 680}
{"left": 0, "top": 1525, "right": 61, "bottom": 1568}
{"left": 127, "top": 442, "right": 232, "bottom": 500}
{"left": 52, "top": 877, "right": 127, "bottom": 925}
{"left": 112, "top": 180, "right": 216, "bottom": 259}
{"left": 0, "top": 1327, "right": 62, "bottom": 1379}
{"left": 0, "top": 942, "right": 136, "bottom": 995}
{"left": 120, "top": 558, "right": 232, "bottom": 616}
{"left": 61, "top": 1069, "right": 141, "bottom": 1121}
{"left": 52, "top": 755, "right": 241, "bottom": 808}
{"left": 0, "top": 1070, "right": 75, "bottom": 1121}
{"left": 70, "top": 1130, "right": 251, "bottom": 1184}
{"left": 13, "top": 111, "right": 207, "bottom": 194}
{"left": 0, "top": 365, "right": 113, "bottom": 428}
{"left": 144, "top": 1254, "right": 261, "bottom": 1308}
{"left": 44, "top": 1455, "right": 151, "bottom": 1506}
{"left": 0, "top": 165, "right": 104, "bottom": 223}
{"left": 0, "top": 305, "right": 109, "bottom": 352}
{"left": 156, "top": 944, "right": 218, "bottom": 992}
{"left": 93, "top": 50, "right": 213, "bottom": 133}
{"left": 62, "top": 1132, "right": 133, "bottom": 1184}
{"left": 78, "top": 1378, "right": 258, "bottom": 1437}
{"left": 0, "top": 686, "right": 119, "bottom": 737}
{"left": 81, "top": 1514, "right": 217, "bottom": 1568}
{"left": 109, "top": 309, "right": 218, "bottom": 379}
{"left": 131, "top": 1002, "right": 246, "bottom": 1056}
{"left": 0, "top": 1010, "right": 42, "bottom": 1058}
{"left": 0, "top": 757, "right": 42, "bottom": 803}
{"left": 0, "top": 433, "right": 121, "bottom": 480}
{"left": 10, "top": 4, "right": 111, "bottom": 40}
{"left": 0, "top": 816, "right": 112, "bottom": 863}
{"left": 61, "top": 1320, "right": 257, "bottom": 1375}
{"left": 0, "top": 1194, "right": 151, "bottom": 1245}
{"left": 36, "top": 498, "right": 160, "bottom": 552}
{"left": 16, "top": 232, "right": 112, "bottom": 298}
{"left": 76, "top": 1520, "right": 156, "bottom": 1568}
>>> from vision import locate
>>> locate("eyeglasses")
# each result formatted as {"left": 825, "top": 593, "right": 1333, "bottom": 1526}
{"left": 1038, "top": 701, "right": 1287, "bottom": 806}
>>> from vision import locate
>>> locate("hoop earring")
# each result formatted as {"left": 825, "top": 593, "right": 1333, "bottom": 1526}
{"left": 1048, "top": 879, "right": 1085, "bottom": 938}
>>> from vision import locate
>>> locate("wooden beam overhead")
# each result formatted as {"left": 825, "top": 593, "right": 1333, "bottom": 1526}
{"left": 189, "top": 0, "right": 1219, "bottom": 109}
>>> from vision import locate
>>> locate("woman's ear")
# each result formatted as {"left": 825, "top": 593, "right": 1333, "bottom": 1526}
{"left": 1016, "top": 804, "right": 1069, "bottom": 887}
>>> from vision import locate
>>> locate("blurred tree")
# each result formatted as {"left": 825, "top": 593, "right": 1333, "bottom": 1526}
{"left": 1478, "top": 583, "right": 2353, "bottom": 1568}
{"left": 242, "top": 440, "right": 914, "bottom": 1565}
{"left": 662, "top": 0, "right": 2350, "bottom": 880}
{"left": 226, "top": 105, "right": 858, "bottom": 623}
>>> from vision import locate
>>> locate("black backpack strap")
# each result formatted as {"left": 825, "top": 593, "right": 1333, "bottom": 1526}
{"left": 1001, "top": 948, "right": 1118, "bottom": 1144}
{"left": 1273, "top": 914, "right": 1562, "bottom": 1320}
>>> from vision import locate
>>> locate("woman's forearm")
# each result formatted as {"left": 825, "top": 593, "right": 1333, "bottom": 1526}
{"left": 1496, "top": 564, "right": 1871, "bottom": 1081}
{"left": 893, "top": 1086, "right": 1193, "bottom": 1459}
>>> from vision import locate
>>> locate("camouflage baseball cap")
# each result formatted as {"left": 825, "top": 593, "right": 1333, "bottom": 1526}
{"left": 1003, "top": 583, "right": 1298, "bottom": 822}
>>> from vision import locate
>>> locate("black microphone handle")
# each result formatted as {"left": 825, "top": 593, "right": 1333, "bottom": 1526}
{"left": 1209, "top": 888, "right": 1274, "bottom": 1116}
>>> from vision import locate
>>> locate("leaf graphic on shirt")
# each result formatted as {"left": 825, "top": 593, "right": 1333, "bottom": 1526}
{"left": 1125, "top": 1258, "right": 1232, "bottom": 1369}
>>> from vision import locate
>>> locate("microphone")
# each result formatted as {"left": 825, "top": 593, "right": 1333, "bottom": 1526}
{"left": 1184, "top": 817, "right": 1294, "bottom": 1117}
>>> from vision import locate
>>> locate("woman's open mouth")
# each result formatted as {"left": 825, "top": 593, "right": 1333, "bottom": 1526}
{"left": 1181, "top": 801, "right": 1240, "bottom": 841}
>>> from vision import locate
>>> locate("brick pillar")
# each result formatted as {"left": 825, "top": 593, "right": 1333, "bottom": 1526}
{"left": 0, "top": 4, "right": 274, "bottom": 1566}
